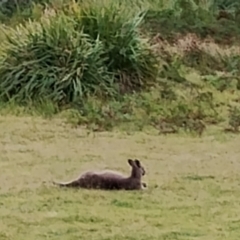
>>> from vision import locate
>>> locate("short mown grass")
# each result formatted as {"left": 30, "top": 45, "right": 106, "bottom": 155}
{"left": 1, "top": 116, "right": 240, "bottom": 239}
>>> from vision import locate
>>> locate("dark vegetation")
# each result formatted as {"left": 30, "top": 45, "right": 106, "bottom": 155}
{"left": 0, "top": 0, "right": 240, "bottom": 134}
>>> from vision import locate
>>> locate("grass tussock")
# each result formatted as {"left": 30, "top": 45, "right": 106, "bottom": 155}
{"left": 0, "top": 5, "right": 158, "bottom": 104}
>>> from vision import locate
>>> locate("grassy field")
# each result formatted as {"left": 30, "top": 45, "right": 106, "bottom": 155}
{"left": 0, "top": 116, "right": 240, "bottom": 239}
{"left": 1, "top": 0, "right": 240, "bottom": 239}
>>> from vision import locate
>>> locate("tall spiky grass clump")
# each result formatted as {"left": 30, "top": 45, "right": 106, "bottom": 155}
{"left": 62, "top": 0, "right": 159, "bottom": 93}
{"left": 0, "top": 1, "right": 159, "bottom": 105}
{"left": 0, "top": 14, "right": 113, "bottom": 104}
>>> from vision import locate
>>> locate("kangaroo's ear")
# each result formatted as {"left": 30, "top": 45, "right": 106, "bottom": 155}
{"left": 134, "top": 159, "right": 141, "bottom": 167}
{"left": 128, "top": 159, "right": 135, "bottom": 166}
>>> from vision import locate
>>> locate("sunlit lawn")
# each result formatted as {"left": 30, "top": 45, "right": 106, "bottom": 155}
{"left": 0, "top": 116, "right": 240, "bottom": 239}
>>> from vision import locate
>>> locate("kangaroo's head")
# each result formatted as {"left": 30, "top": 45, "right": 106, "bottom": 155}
{"left": 128, "top": 159, "right": 146, "bottom": 179}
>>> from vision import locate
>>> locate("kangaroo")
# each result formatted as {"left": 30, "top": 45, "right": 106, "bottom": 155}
{"left": 53, "top": 159, "right": 147, "bottom": 190}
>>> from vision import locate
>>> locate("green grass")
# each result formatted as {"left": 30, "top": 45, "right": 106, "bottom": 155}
{"left": 1, "top": 116, "right": 240, "bottom": 239}
{"left": 1, "top": 2, "right": 240, "bottom": 237}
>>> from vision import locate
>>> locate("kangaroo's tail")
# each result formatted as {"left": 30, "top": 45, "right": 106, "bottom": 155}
{"left": 52, "top": 179, "right": 80, "bottom": 188}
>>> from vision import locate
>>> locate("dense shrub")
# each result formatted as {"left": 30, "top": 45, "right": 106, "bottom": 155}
{"left": 0, "top": 3, "right": 158, "bottom": 105}
{"left": 0, "top": 15, "right": 113, "bottom": 103}
{"left": 66, "top": 1, "right": 159, "bottom": 93}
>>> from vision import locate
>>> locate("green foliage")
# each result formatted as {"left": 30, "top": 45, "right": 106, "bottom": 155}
{"left": 0, "top": 0, "right": 240, "bottom": 135}
{"left": 143, "top": 0, "right": 240, "bottom": 43}
{"left": 203, "top": 75, "right": 238, "bottom": 92}
{"left": 68, "top": 1, "right": 159, "bottom": 93}
{"left": 0, "top": 0, "right": 50, "bottom": 23}
{"left": 212, "top": 0, "right": 240, "bottom": 11}
{"left": 64, "top": 87, "right": 220, "bottom": 136}
{"left": 2, "top": 0, "right": 240, "bottom": 43}
{"left": 0, "top": 15, "right": 114, "bottom": 104}
{"left": 0, "top": 3, "right": 158, "bottom": 104}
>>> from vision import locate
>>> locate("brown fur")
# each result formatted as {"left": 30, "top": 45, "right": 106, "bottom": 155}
{"left": 53, "top": 159, "right": 146, "bottom": 190}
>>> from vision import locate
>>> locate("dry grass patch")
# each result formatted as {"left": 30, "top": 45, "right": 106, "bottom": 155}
{"left": 152, "top": 33, "right": 240, "bottom": 57}
{"left": 0, "top": 116, "right": 240, "bottom": 239}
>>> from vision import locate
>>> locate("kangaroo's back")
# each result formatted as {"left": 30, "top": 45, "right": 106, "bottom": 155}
{"left": 78, "top": 170, "right": 126, "bottom": 189}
